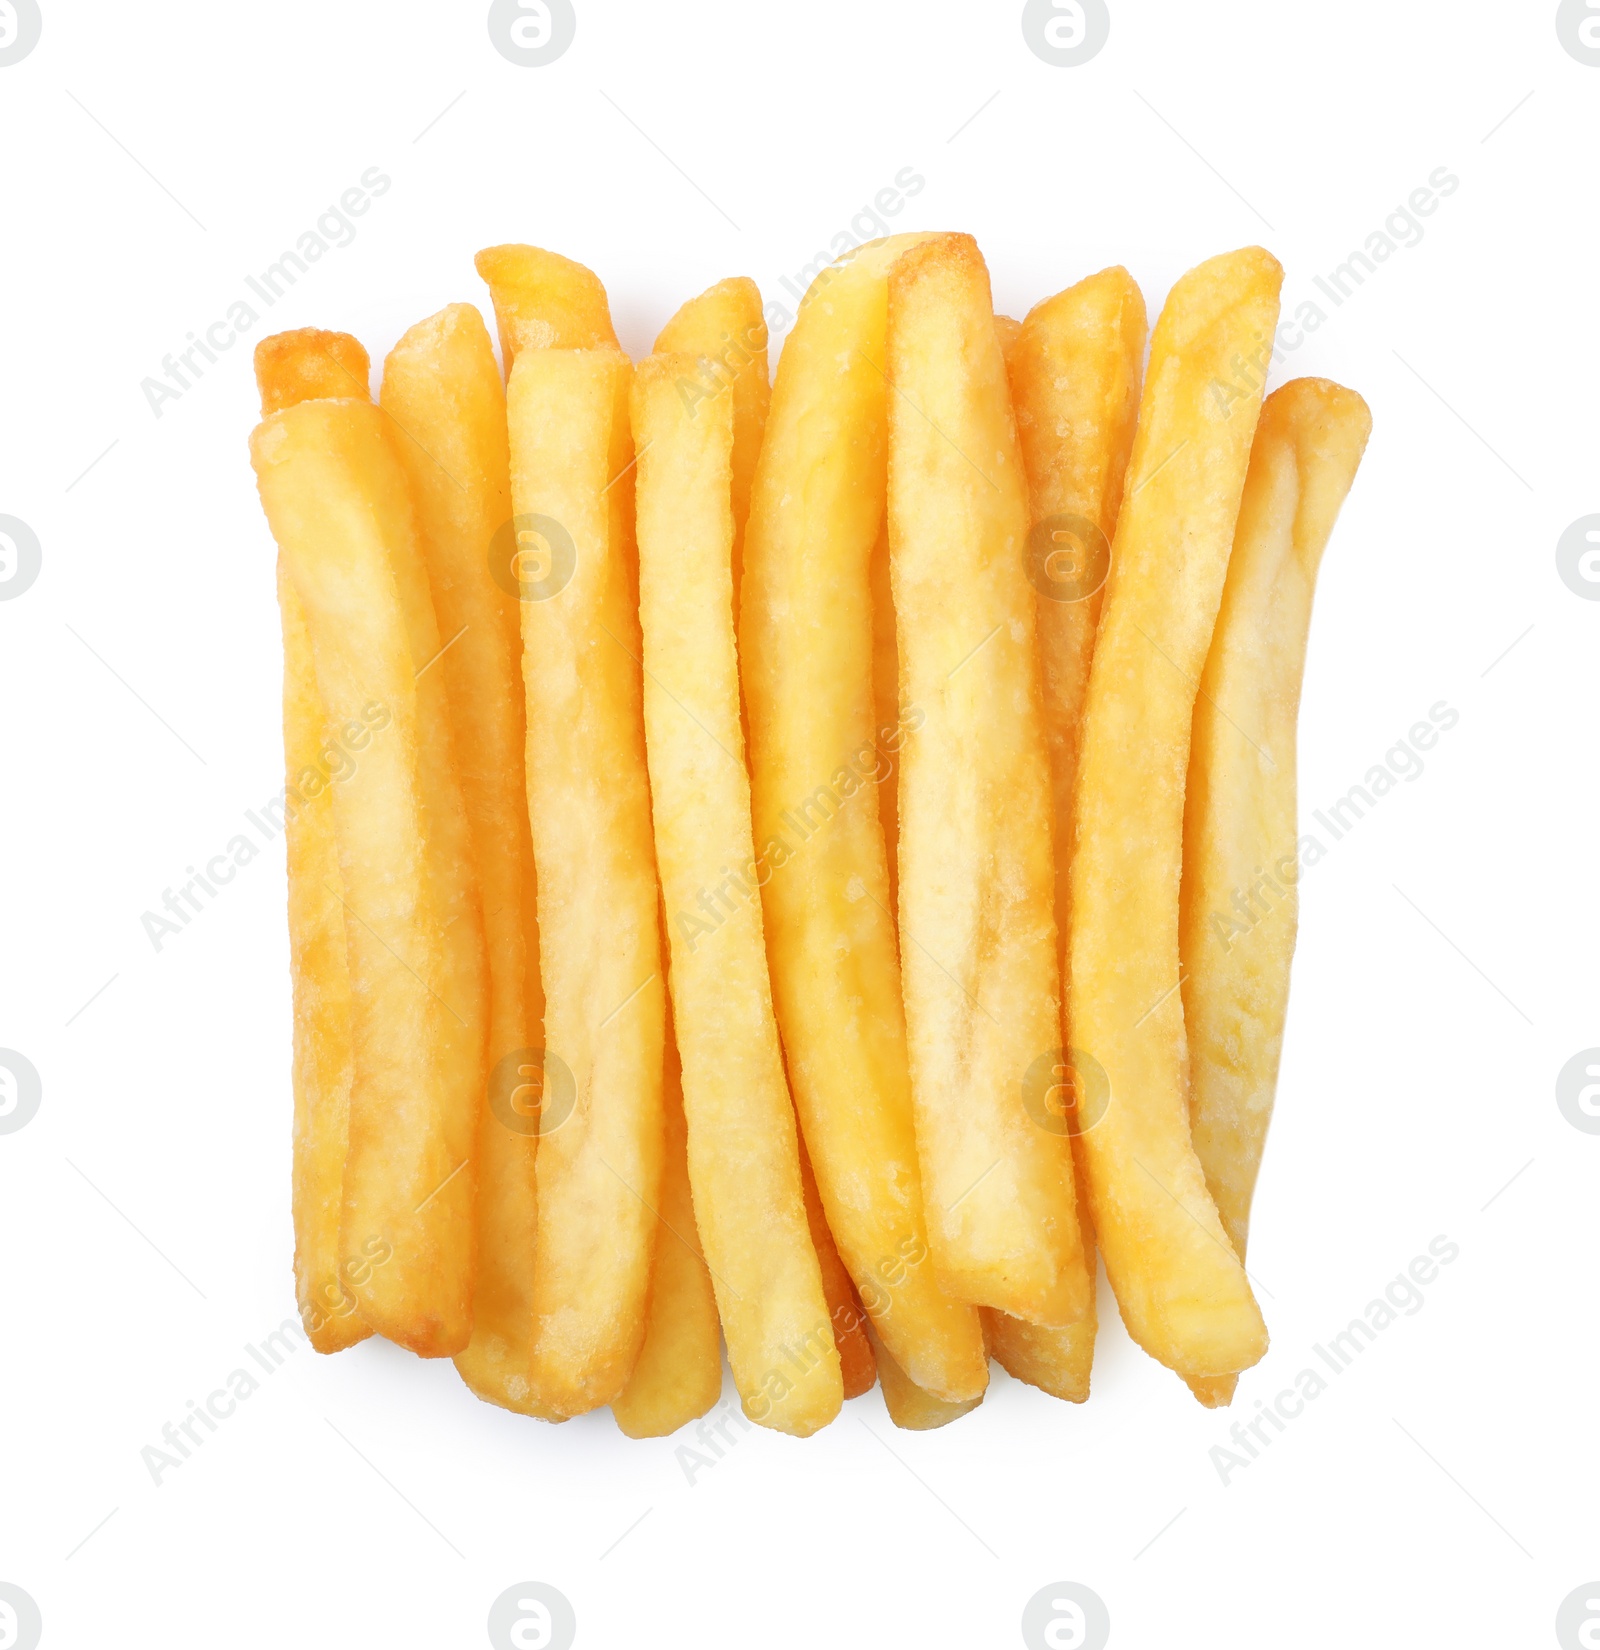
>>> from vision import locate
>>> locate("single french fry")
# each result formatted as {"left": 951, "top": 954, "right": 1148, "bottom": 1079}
{"left": 612, "top": 1017, "right": 723, "bottom": 1438}
{"left": 1181, "top": 377, "right": 1371, "bottom": 1408}
{"left": 742, "top": 233, "right": 988, "bottom": 1405}
{"left": 252, "top": 396, "right": 488, "bottom": 1357}
{"left": 1070, "top": 246, "right": 1283, "bottom": 1380}
{"left": 633, "top": 351, "right": 841, "bottom": 1436}
{"left": 380, "top": 304, "right": 546, "bottom": 1412}
{"left": 255, "top": 332, "right": 372, "bottom": 1355}
{"left": 255, "top": 328, "right": 370, "bottom": 413}
{"left": 798, "top": 1137, "right": 876, "bottom": 1400}
{"left": 475, "top": 244, "right": 619, "bottom": 375}
{"left": 986, "top": 270, "right": 1147, "bottom": 1398}
{"left": 506, "top": 346, "right": 665, "bottom": 1416}
{"left": 869, "top": 1325, "right": 983, "bottom": 1430}
{"left": 652, "top": 277, "right": 769, "bottom": 608}
{"left": 886, "top": 233, "right": 1090, "bottom": 1329}
{"left": 279, "top": 567, "right": 367, "bottom": 1353}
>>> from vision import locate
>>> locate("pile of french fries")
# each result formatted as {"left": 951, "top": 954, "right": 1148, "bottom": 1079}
{"left": 249, "top": 234, "right": 1369, "bottom": 1436}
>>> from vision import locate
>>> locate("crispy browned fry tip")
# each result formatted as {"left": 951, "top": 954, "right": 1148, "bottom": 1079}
{"left": 254, "top": 328, "right": 370, "bottom": 412}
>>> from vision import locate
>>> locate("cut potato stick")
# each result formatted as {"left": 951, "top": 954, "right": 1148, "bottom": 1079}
{"left": 986, "top": 271, "right": 1146, "bottom": 1398}
{"left": 256, "top": 332, "right": 371, "bottom": 1355}
{"left": 798, "top": 1138, "right": 877, "bottom": 1400}
{"left": 380, "top": 304, "right": 546, "bottom": 1412}
{"left": 1181, "top": 377, "right": 1371, "bottom": 1408}
{"left": 252, "top": 395, "right": 488, "bottom": 1357}
{"left": 613, "top": 1016, "right": 723, "bottom": 1438}
{"left": 652, "top": 277, "right": 769, "bottom": 609}
{"left": 886, "top": 233, "right": 1090, "bottom": 1328}
{"left": 255, "top": 327, "right": 370, "bottom": 412}
{"left": 742, "top": 233, "right": 988, "bottom": 1404}
{"left": 1070, "top": 246, "right": 1282, "bottom": 1380}
{"left": 506, "top": 346, "right": 666, "bottom": 1416}
{"left": 868, "top": 1325, "right": 983, "bottom": 1431}
{"left": 279, "top": 567, "right": 367, "bottom": 1353}
{"left": 633, "top": 350, "right": 841, "bottom": 1436}
{"left": 476, "top": 244, "right": 619, "bottom": 375}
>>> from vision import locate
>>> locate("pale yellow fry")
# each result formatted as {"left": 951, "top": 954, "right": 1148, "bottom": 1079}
{"left": 868, "top": 1325, "right": 983, "bottom": 1431}
{"left": 1070, "top": 245, "right": 1283, "bottom": 1380}
{"left": 381, "top": 304, "right": 546, "bottom": 1412}
{"left": 613, "top": 1017, "right": 723, "bottom": 1438}
{"left": 742, "top": 232, "right": 988, "bottom": 1404}
{"left": 279, "top": 566, "right": 368, "bottom": 1354}
{"left": 506, "top": 347, "right": 665, "bottom": 1416}
{"left": 987, "top": 270, "right": 1147, "bottom": 1395}
{"left": 252, "top": 398, "right": 487, "bottom": 1358}
{"left": 1181, "top": 377, "right": 1371, "bottom": 1408}
{"left": 634, "top": 352, "right": 841, "bottom": 1437}
{"left": 797, "top": 1137, "right": 877, "bottom": 1401}
{"left": 652, "top": 276, "right": 770, "bottom": 607}
{"left": 256, "top": 332, "right": 372, "bottom": 1356}
{"left": 475, "top": 243, "right": 619, "bottom": 374}
{"left": 886, "top": 232, "right": 1089, "bottom": 1329}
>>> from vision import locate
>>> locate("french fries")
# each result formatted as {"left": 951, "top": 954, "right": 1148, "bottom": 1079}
{"left": 612, "top": 1018, "right": 723, "bottom": 1438}
{"left": 1070, "top": 246, "right": 1282, "bottom": 1380}
{"left": 506, "top": 345, "right": 666, "bottom": 1416}
{"left": 476, "top": 244, "right": 619, "bottom": 372}
{"left": 632, "top": 348, "right": 841, "bottom": 1436}
{"left": 798, "top": 1140, "right": 877, "bottom": 1399}
{"left": 256, "top": 332, "right": 371, "bottom": 1354}
{"left": 1181, "top": 377, "right": 1370, "bottom": 1407}
{"left": 886, "top": 233, "right": 1090, "bottom": 1329}
{"left": 252, "top": 394, "right": 488, "bottom": 1357}
{"left": 380, "top": 304, "right": 545, "bottom": 1412}
{"left": 741, "top": 234, "right": 988, "bottom": 1404}
{"left": 986, "top": 270, "right": 1147, "bottom": 1399}
{"left": 869, "top": 1325, "right": 983, "bottom": 1431}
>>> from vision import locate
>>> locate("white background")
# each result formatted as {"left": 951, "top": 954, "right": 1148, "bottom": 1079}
{"left": 2, "top": 2, "right": 1596, "bottom": 1646}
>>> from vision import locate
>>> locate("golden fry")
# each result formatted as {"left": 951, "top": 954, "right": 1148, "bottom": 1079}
{"left": 1181, "top": 377, "right": 1370, "bottom": 1407}
{"left": 869, "top": 1326, "right": 983, "bottom": 1430}
{"left": 742, "top": 233, "right": 988, "bottom": 1403}
{"left": 475, "top": 244, "right": 619, "bottom": 374}
{"left": 506, "top": 346, "right": 665, "bottom": 1415}
{"left": 256, "top": 332, "right": 371, "bottom": 1355}
{"left": 613, "top": 1019, "right": 723, "bottom": 1438}
{"left": 633, "top": 350, "right": 841, "bottom": 1436}
{"left": 380, "top": 304, "right": 546, "bottom": 1411}
{"left": 986, "top": 270, "right": 1147, "bottom": 1396}
{"left": 1070, "top": 246, "right": 1282, "bottom": 1380}
{"left": 798, "top": 1139, "right": 877, "bottom": 1400}
{"left": 252, "top": 396, "right": 488, "bottom": 1357}
{"left": 886, "top": 233, "right": 1089, "bottom": 1328}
